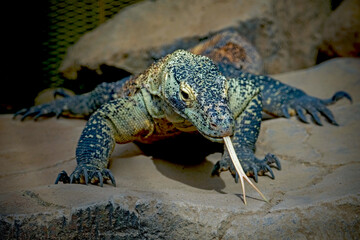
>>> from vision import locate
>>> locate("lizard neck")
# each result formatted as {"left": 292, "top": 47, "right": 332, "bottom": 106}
{"left": 140, "top": 88, "right": 196, "bottom": 134}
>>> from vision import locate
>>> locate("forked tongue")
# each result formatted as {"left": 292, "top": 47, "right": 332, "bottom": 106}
{"left": 223, "top": 136, "right": 269, "bottom": 205}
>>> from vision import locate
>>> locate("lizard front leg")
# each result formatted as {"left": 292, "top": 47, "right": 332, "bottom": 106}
{"left": 212, "top": 90, "right": 280, "bottom": 182}
{"left": 55, "top": 94, "right": 154, "bottom": 186}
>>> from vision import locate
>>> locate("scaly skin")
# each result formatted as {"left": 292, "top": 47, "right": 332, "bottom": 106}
{"left": 53, "top": 50, "right": 270, "bottom": 185}
{"left": 50, "top": 50, "right": 350, "bottom": 186}
{"left": 15, "top": 32, "right": 351, "bottom": 186}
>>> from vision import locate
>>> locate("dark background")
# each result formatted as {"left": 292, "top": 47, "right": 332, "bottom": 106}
{"left": 2, "top": 0, "right": 141, "bottom": 114}
{"left": 2, "top": 1, "right": 46, "bottom": 113}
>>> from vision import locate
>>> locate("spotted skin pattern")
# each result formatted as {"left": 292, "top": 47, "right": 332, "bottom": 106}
{"left": 51, "top": 50, "right": 352, "bottom": 186}
{"left": 16, "top": 46, "right": 351, "bottom": 186}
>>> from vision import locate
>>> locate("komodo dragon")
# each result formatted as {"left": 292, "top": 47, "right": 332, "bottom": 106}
{"left": 14, "top": 33, "right": 351, "bottom": 189}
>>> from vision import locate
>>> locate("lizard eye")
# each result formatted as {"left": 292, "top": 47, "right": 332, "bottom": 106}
{"left": 179, "top": 81, "right": 196, "bottom": 106}
{"left": 180, "top": 90, "right": 189, "bottom": 100}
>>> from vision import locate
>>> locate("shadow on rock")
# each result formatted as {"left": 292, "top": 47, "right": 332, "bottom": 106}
{"left": 135, "top": 133, "right": 226, "bottom": 191}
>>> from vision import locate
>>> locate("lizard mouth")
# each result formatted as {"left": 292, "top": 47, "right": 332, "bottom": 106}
{"left": 200, "top": 132, "right": 231, "bottom": 143}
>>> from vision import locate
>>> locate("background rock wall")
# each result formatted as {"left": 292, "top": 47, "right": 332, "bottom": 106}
{"left": 60, "top": 0, "right": 334, "bottom": 79}
{"left": 319, "top": 0, "right": 360, "bottom": 58}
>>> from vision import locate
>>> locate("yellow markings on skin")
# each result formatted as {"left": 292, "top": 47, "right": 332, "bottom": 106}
{"left": 244, "top": 120, "right": 251, "bottom": 125}
{"left": 247, "top": 108, "right": 254, "bottom": 114}
{"left": 223, "top": 136, "right": 269, "bottom": 205}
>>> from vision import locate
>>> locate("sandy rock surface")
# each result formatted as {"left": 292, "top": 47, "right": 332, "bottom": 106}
{"left": 1, "top": 58, "right": 359, "bottom": 239}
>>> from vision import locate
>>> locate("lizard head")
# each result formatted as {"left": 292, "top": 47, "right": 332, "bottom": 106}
{"left": 162, "top": 50, "right": 234, "bottom": 142}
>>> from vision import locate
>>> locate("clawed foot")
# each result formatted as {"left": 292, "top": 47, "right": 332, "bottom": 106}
{"left": 246, "top": 153, "right": 281, "bottom": 182}
{"left": 212, "top": 153, "right": 281, "bottom": 183}
{"left": 13, "top": 89, "right": 74, "bottom": 121}
{"left": 282, "top": 91, "right": 352, "bottom": 125}
{"left": 55, "top": 166, "right": 116, "bottom": 187}
{"left": 215, "top": 137, "right": 280, "bottom": 204}
{"left": 13, "top": 102, "right": 64, "bottom": 121}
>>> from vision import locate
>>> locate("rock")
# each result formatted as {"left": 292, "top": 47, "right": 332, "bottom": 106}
{"left": 1, "top": 58, "right": 359, "bottom": 239}
{"left": 320, "top": 0, "right": 360, "bottom": 58}
{"left": 252, "top": 0, "right": 331, "bottom": 74}
{"left": 60, "top": 0, "right": 331, "bottom": 80}
{"left": 34, "top": 88, "right": 75, "bottom": 105}
{"left": 0, "top": 116, "right": 83, "bottom": 193}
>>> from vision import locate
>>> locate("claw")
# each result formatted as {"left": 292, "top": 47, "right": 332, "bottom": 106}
{"left": 20, "top": 112, "right": 33, "bottom": 121}
{"left": 104, "top": 169, "right": 116, "bottom": 187}
{"left": 211, "top": 162, "right": 220, "bottom": 176}
{"left": 13, "top": 109, "right": 27, "bottom": 119}
{"left": 274, "top": 156, "right": 281, "bottom": 170}
{"left": 295, "top": 105, "right": 309, "bottom": 123}
{"left": 55, "top": 174, "right": 61, "bottom": 184}
{"left": 97, "top": 171, "right": 103, "bottom": 187}
{"left": 70, "top": 173, "right": 74, "bottom": 184}
{"left": 54, "top": 89, "right": 71, "bottom": 98}
{"left": 252, "top": 165, "right": 258, "bottom": 183}
{"left": 316, "top": 105, "right": 338, "bottom": 126}
{"left": 33, "top": 112, "right": 45, "bottom": 121}
{"left": 83, "top": 168, "right": 89, "bottom": 185}
{"left": 322, "top": 91, "right": 352, "bottom": 105}
{"left": 306, "top": 106, "right": 322, "bottom": 126}
{"left": 55, "top": 170, "right": 70, "bottom": 184}
{"left": 211, "top": 160, "right": 230, "bottom": 177}
{"left": 265, "top": 153, "right": 281, "bottom": 170}
{"left": 331, "top": 120, "right": 339, "bottom": 126}
{"left": 281, "top": 105, "right": 291, "bottom": 118}
{"left": 265, "top": 165, "right": 275, "bottom": 179}
{"left": 55, "top": 110, "right": 62, "bottom": 119}
{"left": 332, "top": 91, "right": 352, "bottom": 103}
{"left": 235, "top": 172, "right": 239, "bottom": 183}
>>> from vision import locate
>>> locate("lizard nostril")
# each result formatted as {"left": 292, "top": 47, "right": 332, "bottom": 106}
{"left": 210, "top": 123, "right": 218, "bottom": 128}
